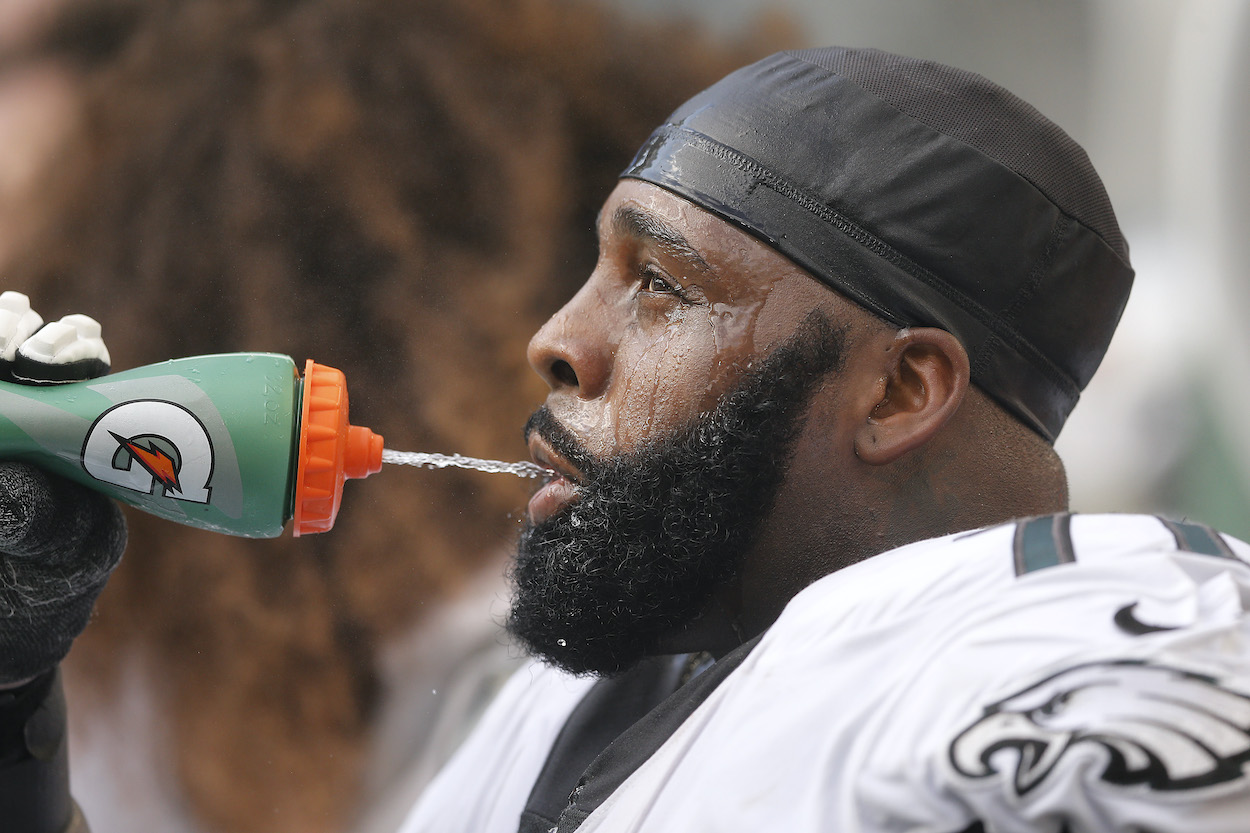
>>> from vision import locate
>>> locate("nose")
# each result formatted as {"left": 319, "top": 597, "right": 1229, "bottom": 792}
{"left": 527, "top": 282, "right": 614, "bottom": 399}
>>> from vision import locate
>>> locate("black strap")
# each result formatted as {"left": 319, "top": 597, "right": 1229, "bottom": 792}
{"left": 0, "top": 667, "right": 76, "bottom": 833}
{"left": 1013, "top": 513, "right": 1075, "bottom": 576}
{"left": 1015, "top": 514, "right": 1242, "bottom": 578}
{"left": 519, "top": 634, "right": 764, "bottom": 833}
{"left": 953, "top": 820, "right": 1073, "bottom": 833}
{"left": 1159, "top": 517, "right": 1239, "bottom": 561}
{"left": 0, "top": 669, "right": 57, "bottom": 768}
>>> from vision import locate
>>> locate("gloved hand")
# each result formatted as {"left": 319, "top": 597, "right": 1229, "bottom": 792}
{"left": 0, "top": 292, "right": 125, "bottom": 686}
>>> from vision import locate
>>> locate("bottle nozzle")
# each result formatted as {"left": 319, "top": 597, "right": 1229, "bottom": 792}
{"left": 293, "top": 360, "right": 383, "bottom": 536}
{"left": 344, "top": 425, "right": 383, "bottom": 480}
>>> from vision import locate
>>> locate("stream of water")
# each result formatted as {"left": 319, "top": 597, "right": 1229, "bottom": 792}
{"left": 381, "top": 449, "right": 548, "bottom": 479}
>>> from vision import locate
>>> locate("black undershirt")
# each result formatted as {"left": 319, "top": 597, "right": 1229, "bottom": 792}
{"left": 518, "top": 634, "right": 764, "bottom": 833}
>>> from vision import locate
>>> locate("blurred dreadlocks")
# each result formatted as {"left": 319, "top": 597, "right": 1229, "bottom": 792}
{"left": 0, "top": 1, "right": 782, "bottom": 830}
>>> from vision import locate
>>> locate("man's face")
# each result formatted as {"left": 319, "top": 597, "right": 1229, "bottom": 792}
{"left": 512, "top": 180, "right": 861, "bottom": 674}
{"left": 525, "top": 180, "right": 843, "bottom": 487}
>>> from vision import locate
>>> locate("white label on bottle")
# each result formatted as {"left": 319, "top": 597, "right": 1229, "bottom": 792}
{"left": 81, "top": 399, "right": 214, "bottom": 503}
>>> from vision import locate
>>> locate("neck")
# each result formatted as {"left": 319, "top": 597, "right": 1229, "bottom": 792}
{"left": 660, "top": 396, "right": 1070, "bottom": 657}
{"left": 732, "top": 407, "right": 1070, "bottom": 649}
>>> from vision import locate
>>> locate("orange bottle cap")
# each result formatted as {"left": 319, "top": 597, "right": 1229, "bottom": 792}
{"left": 292, "top": 359, "right": 383, "bottom": 536}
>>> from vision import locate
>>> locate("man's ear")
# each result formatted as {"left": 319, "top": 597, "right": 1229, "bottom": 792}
{"left": 854, "top": 328, "right": 970, "bottom": 465}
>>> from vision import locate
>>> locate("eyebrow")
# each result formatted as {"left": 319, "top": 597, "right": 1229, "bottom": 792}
{"left": 607, "top": 204, "right": 714, "bottom": 275}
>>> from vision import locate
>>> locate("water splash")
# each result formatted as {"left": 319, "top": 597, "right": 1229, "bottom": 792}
{"left": 382, "top": 449, "right": 547, "bottom": 479}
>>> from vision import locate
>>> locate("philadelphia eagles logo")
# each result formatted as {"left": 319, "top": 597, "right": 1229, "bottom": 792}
{"left": 950, "top": 660, "right": 1250, "bottom": 795}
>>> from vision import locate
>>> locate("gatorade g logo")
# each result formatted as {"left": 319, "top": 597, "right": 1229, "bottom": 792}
{"left": 81, "top": 400, "right": 214, "bottom": 503}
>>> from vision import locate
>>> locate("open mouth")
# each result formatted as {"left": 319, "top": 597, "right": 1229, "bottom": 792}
{"left": 526, "top": 434, "right": 584, "bottom": 524}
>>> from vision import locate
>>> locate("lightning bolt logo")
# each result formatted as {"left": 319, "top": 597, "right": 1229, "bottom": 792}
{"left": 82, "top": 400, "right": 214, "bottom": 504}
{"left": 110, "top": 432, "right": 182, "bottom": 494}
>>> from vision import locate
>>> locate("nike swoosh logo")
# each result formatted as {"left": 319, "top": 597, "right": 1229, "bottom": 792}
{"left": 1114, "top": 602, "right": 1179, "bottom": 635}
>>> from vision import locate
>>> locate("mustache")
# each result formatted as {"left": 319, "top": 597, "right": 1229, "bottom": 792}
{"left": 522, "top": 405, "right": 600, "bottom": 478}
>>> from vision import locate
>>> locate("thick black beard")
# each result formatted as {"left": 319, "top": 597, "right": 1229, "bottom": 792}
{"left": 508, "top": 313, "right": 847, "bottom": 676}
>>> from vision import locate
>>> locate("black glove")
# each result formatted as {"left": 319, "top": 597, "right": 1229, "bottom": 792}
{"left": 0, "top": 291, "right": 125, "bottom": 685}
{"left": 0, "top": 464, "right": 126, "bottom": 683}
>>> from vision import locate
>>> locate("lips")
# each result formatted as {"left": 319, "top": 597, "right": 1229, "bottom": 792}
{"left": 526, "top": 434, "right": 584, "bottom": 524}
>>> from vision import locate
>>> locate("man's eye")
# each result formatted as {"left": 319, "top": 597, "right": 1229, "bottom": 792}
{"left": 640, "top": 266, "right": 681, "bottom": 296}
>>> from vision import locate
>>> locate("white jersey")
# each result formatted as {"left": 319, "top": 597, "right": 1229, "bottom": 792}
{"left": 401, "top": 514, "right": 1250, "bottom": 833}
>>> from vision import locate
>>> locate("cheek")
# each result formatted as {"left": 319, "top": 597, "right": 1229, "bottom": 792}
{"left": 604, "top": 304, "right": 757, "bottom": 453}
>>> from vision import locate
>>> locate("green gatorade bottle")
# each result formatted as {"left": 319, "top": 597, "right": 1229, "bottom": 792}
{"left": 0, "top": 354, "right": 382, "bottom": 538}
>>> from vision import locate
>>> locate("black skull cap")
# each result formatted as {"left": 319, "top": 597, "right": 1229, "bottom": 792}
{"left": 622, "top": 47, "right": 1134, "bottom": 442}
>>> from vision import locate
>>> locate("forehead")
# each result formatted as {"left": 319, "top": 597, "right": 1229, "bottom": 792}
{"left": 601, "top": 179, "right": 785, "bottom": 277}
